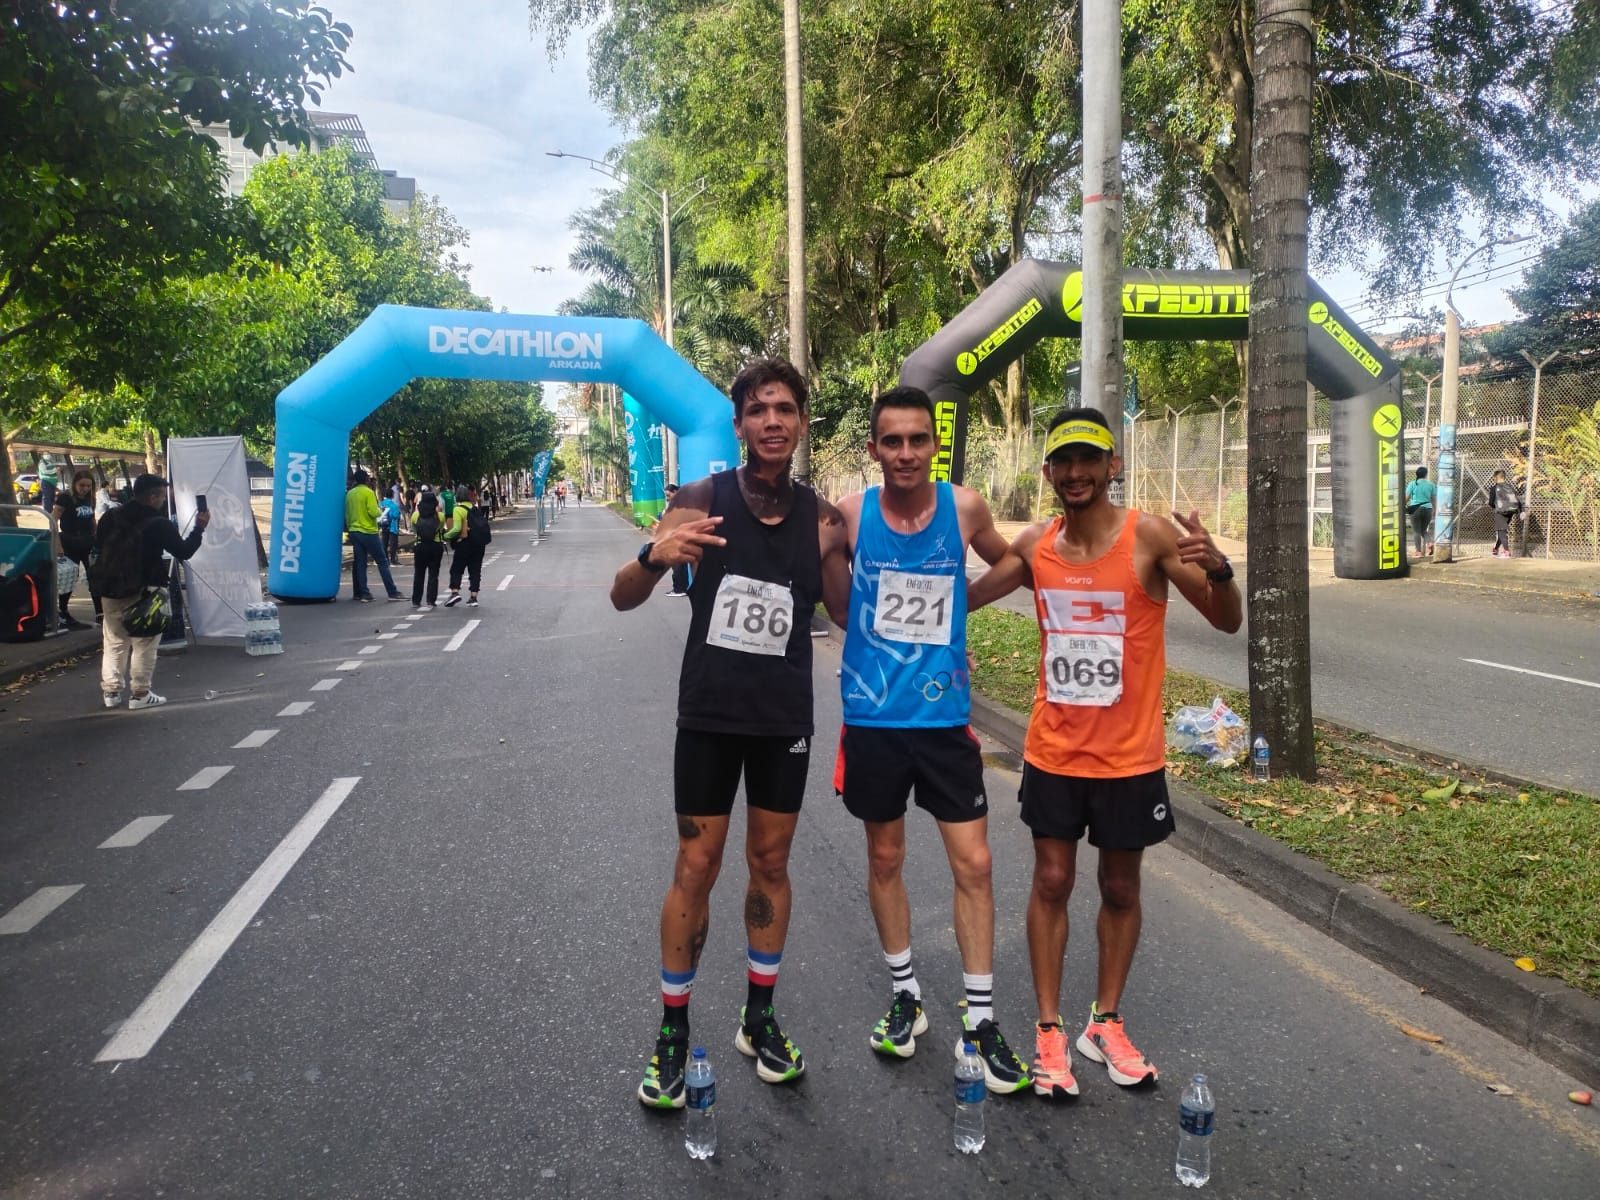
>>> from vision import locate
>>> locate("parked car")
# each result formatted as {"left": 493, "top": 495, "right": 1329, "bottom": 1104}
{"left": 12, "top": 474, "right": 40, "bottom": 503}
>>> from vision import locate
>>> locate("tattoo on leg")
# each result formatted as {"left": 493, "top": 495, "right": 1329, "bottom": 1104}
{"left": 745, "top": 887, "right": 775, "bottom": 930}
{"left": 677, "top": 814, "right": 701, "bottom": 840}
{"left": 689, "top": 917, "right": 710, "bottom": 968}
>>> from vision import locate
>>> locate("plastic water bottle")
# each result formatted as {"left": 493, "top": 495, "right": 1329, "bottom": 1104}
{"left": 1251, "top": 735, "right": 1270, "bottom": 782}
{"left": 244, "top": 602, "right": 264, "bottom": 656}
{"left": 261, "top": 601, "right": 283, "bottom": 654}
{"left": 1176, "top": 1073, "right": 1215, "bottom": 1187}
{"left": 684, "top": 1046, "right": 716, "bottom": 1160}
{"left": 954, "top": 1040, "right": 986, "bottom": 1154}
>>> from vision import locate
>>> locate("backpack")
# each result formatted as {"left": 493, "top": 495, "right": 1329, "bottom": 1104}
{"left": 90, "top": 507, "right": 147, "bottom": 599}
{"left": 1491, "top": 482, "right": 1520, "bottom": 515}
{"left": 465, "top": 505, "right": 492, "bottom": 548}
{"left": 414, "top": 513, "right": 441, "bottom": 542}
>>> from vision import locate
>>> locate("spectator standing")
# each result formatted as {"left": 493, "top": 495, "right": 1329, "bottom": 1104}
{"left": 442, "top": 483, "right": 490, "bottom": 608}
{"left": 344, "top": 469, "right": 404, "bottom": 603}
{"left": 94, "top": 480, "right": 118, "bottom": 519}
{"left": 52, "top": 470, "right": 99, "bottom": 629}
{"left": 439, "top": 483, "right": 457, "bottom": 522}
{"left": 379, "top": 489, "right": 403, "bottom": 565}
{"left": 94, "top": 473, "right": 209, "bottom": 709}
{"left": 410, "top": 491, "right": 445, "bottom": 609}
{"left": 37, "top": 452, "right": 59, "bottom": 513}
{"left": 1404, "top": 467, "right": 1436, "bottom": 558}
{"left": 1486, "top": 469, "right": 1523, "bottom": 558}
{"left": 660, "top": 484, "right": 690, "bottom": 597}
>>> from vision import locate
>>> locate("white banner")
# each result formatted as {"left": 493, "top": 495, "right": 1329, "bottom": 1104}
{"left": 167, "top": 436, "right": 261, "bottom": 640}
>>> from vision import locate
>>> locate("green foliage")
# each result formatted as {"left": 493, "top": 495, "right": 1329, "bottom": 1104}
{"left": 1484, "top": 199, "right": 1600, "bottom": 360}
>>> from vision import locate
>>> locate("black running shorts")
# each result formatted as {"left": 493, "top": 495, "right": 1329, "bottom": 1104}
{"left": 674, "top": 729, "right": 811, "bottom": 817}
{"left": 1017, "top": 762, "right": 1175, "bottom": 849}
{"left": 834, "top": 724, "right": 989, "bottom": 825}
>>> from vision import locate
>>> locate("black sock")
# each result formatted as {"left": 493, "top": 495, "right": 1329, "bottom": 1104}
{"left": 746, "top": 981, "right": 775, "bottom": 1019}
{"left": 661, "top": 1003, "right": 687, "bottom": 1036}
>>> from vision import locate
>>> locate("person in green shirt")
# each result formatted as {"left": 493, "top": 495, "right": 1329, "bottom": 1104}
{"left": 1404, "top": 467, "right": 1436, "bottom": 558}
{"left": 344, "top": 469, "right": 403, "bottom": 602}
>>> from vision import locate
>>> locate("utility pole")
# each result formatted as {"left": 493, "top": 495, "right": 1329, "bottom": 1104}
{"left": 1434, "top": 233, "right": 1530, "bottom": 562}
{"left": 1518, "top": 349, "right": 1561, "bottom": 557}
{"left": 1081, "top": 0, "right": 1124, "bottom": 490}
{"left": 783, "top": 0, "right": 810, "bottom": 481}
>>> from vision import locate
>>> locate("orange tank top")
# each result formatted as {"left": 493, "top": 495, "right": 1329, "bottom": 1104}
{"left": 1023, "top": 510, "right": 1167, "bottom": 778}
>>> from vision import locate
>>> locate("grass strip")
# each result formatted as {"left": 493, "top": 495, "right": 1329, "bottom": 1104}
{"left": 968, "top": 606, "right": 1600, "bottom": 998}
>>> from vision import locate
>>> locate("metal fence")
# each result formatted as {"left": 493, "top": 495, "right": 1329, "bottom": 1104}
{"left": 810, "top": 362, "right": 1600, "bottom": 560}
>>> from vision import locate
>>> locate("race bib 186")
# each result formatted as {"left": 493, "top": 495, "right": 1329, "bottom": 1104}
{"left": 872, "top": 570, "right": 955, "bottom": 645}
{"left": 708, "top": 572, "right": 794, "bottom": 656}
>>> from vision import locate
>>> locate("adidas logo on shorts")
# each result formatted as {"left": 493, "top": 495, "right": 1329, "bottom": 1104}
{"left": 789, "top": 739, "right": 809, "bottom": 755}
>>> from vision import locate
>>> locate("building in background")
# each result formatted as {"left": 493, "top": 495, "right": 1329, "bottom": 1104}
{"left": 197, "top": 111, "right": 416, "bottom": 214}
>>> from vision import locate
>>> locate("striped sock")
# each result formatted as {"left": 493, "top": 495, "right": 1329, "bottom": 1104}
{"left": 661, "top": 965, "right": 695, "bottom": 1030}
{"left": 963, "top": 972, "right": 994, "bottom": 1027}
{"left": 885, "top": 946, "right": 921, "bottom": 1000}
{"left": 746, "top": 946, "right": 781, "bottom": 1016}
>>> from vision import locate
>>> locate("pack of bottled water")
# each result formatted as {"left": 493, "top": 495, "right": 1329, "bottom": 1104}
{"left": 245, "top": 601, "right": 283, "bottom": 655}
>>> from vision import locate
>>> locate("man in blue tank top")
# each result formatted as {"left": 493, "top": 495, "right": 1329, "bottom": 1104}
{"left": 611, "top": 359, "right": 851, "bottom": 1109}
{"left": 833, "top": 386, "right": 1032, "bottom": 1095}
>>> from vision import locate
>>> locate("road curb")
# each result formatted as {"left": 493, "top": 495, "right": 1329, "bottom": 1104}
{"left": 965, "top": 691, "right": 1600, "bottom": 1087}
{"left": 0, "top": 629, "right": 99, "bottom": 691}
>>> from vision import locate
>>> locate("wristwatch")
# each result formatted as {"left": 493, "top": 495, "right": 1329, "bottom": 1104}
{"left": 1206, "top": 557, "right": 1235, "bottom": 584}
{"left": 637, "top": 542, "right": 667, "bottom": 574}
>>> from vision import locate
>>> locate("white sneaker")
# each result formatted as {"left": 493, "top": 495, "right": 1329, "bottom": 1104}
{"left": 103, "top": 693, "right": 123, "bottom": 709}
{"left": 127, "top": 692, "right": 167, "bottom": 710}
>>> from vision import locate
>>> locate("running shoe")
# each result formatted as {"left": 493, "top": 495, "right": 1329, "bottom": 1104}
{"left": 735, "top": 1005, "right": 806, "bottom": 1084}
{"left": 869, "top": 990, "right": 928, "bottom": 1058}
{"left": 637, "top": 1024, "right": 689, "bottom": 1109}
{"left": 102, "top": 692, "right": 123, "bottom": 709}
{"left": 466, "top": 597, "right": 479, "bottom": 607}
{"left": 1031, "top": 1020, "right": 1080, "bottom": 1098}
{"left": 127, "top": 691, "right": 167, "bottom": 711}
{"left": 954, "top": 1001, "right": 1030, "bottom": 1093}
{"left": 1075, "top": 1005, "right": 1159, "bottom": 1086}
{"left": 443, "top": 593, "right": 462, "bottom": 607}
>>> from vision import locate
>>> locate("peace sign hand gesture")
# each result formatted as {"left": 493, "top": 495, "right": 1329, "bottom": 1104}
{"left": 650, "top": 516, "right": 726, "bottom": 568}
{"left": 1171, "top": 509, "right": 1228, "bottom": 576}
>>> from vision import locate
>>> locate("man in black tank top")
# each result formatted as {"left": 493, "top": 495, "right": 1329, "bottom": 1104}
{"left": 611, "top": 358, "right": 851, "bottom": 1108}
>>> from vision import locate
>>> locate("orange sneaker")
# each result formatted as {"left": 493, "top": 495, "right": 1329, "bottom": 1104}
{"left": 1032, "top": 1020, "right": 1079, "bottom": 1098}
{"left": 1075, "top": 1005, "right": 1159, "bottom": 1086}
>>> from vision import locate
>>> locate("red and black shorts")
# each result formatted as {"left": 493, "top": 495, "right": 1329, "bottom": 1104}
{"left": 1018, "top": 762, "right": 1175, "bottom": 849}
{"left": 834, "top": 724, "right": 988, "bottom": 825}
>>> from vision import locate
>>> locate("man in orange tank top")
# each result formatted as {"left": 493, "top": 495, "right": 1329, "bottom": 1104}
{"left": 968, "top": 407, "right": 1241, "bottom": 1098}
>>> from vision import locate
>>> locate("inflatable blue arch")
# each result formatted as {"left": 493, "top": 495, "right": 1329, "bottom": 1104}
{"left": 268, "top": 306, "right": 740, "bottom": 599}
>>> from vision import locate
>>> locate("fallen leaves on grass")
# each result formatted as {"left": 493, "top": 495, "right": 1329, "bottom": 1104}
{"left": 1398, "top": 1023, "right": 1443, "bottom": 1044}
{"left": 1514, "top": 956, "right": 1537, "bottom": 972}
{"left": 1421, "top": 780, "right": 1459, "bottom": 801}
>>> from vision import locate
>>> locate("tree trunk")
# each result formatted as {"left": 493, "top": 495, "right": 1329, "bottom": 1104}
{"left": 1245, "top": 0, "right": 1316, "bottom": 780}
{"left": 0, "top": 422, "right": 16, "bottom": 528}
{"left": 437, "top": 446, "right": 451, "bottom": 486}
{"left": 143, "top": 426, "right": 160, "bottom": 473}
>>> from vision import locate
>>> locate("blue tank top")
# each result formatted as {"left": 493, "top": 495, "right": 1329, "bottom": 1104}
{"left": 841, "top": 482, "right": 970, "bottom": 727}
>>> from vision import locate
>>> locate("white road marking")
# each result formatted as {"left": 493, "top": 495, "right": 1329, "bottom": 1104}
{"left": 393, "top": 624, "right": 414, "bottom": 631}
{"left": 278, "top": 701, "right": 315, "bottom": 716}
{"left": 99, "top": 816, "right": 172, "bottom": 849}
{"left": 336, "top": 660, "right": 363, "bottom": 671}
{"left": 0, "top": 885, "right": 84, "bottom": 934}
{"left": 519, "top": 554, "right": 530, "bottom": 563}
{"left": 232, "top": 730, "right": 279, "bottom": 749}
{"left": 497, "top": 575, "right": 513, "bottom": 592}
{"left": 178, "top": 766, "right": 233, "bottom": 791}
{"left": 309, "top": 679, "right": 341, "bottom": 692}
{"left": 377, "top": 633, "right": 398, "bottom": 640}
{"left": 1462, "top": 658, "right": 1600, "bottom": 690}
{"left": 94, "top": 777, "right": 361, "bottom": 1062}
{"left": 358, "top": 645, "right": 381, "bottom": 655}
{"left": 443, "top": 619, "right": 481, "bottom": 653}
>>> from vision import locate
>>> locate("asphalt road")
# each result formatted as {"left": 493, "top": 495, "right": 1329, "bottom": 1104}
{"left": 981, "top": 552, "right": 1600, "bottom": 795}
{"left": 2, "top": 503, "right": 1596, "bottom": 1199}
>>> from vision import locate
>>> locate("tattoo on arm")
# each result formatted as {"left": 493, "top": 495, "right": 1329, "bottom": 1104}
{"left": 744, "top": 886, "right": 775, "bottom": 930}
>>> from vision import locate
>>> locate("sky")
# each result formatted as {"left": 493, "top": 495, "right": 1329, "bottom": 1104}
{"left": 316, "top": 1, "right": 1554, "bottom": 348}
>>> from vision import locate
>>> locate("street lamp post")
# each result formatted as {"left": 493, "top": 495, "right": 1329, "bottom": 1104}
{"left": 1433, "top": 234, "right": 1530, "bottom": 563}
{"left": 547, "top": 151, "right": 706, "bottom": 485}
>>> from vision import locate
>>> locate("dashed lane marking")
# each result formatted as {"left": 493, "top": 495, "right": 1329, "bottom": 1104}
{"left": 336, "top": 660, "right": 363, "bottom": 671}
{"left": 94, "top": 777, "right": 361, "bottom": 1063}
{"left": 1462, "top": 658, "right": 1600, "bottom": 690}
{"left": 278, "top": 701, "right": 315, "bottom": 716}
{"left": 0, "top": 886, "right": 84, "bottom": 934}
{"left": 358, "top": 645, "right": 381, "bottom": 655}
{"left": 309, "top": 680, "right": 341, "bottom": 692}
{"left": 519, "top": 554, "right": 530, "bottom": 563}
{"left": 497, "top": 575, "right": 513, "bottom": 592}
{"left": 442, "top": 619, "right": 481, "bottom": 653}
{"left": 178, "top": 766, "right": 233, "bottom": 791}
{"left": 232, "top": 730, "right": 279, "bottom": 749}
{"left": 99, "top": 816, "right": 172, "bottom": 849}
{"left": 377, "top": 633, "right": 398, "bottom": 640}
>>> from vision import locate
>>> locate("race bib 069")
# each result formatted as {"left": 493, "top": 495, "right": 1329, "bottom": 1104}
{"left": 708, "top": 572, "right": 794, "bottom": 656}
{"left": 1044, "top": 631, "right": 1123, "bottom": 706}
{"left": 872, "top": 570, "right": 954, "bottom": 645}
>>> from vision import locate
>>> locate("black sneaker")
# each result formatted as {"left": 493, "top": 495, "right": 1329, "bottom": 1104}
{"left": 870, "top": 990, "right": 928, "bottom": 1058}
{"left": 955, "top": 1001, "right": 1031, "bottom": 1093}
{"left": 735, "top": 1005, "right": 805, "bottom": 1084}
{"left": 637, "top": 1024, "right": 689, "bottom": 1110}
{"left": 443, "top": 593, "right": 462, "bottom": 608}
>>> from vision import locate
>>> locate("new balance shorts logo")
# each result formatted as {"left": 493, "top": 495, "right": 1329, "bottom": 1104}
{"left": 789, "top": 739, "right": 809, "bottom": 755}
{"left": 974, "top": 793, "right": 987, "bottom": 809}
{"left": 1153, "top": 803, "right": 1168, "bottom": 821}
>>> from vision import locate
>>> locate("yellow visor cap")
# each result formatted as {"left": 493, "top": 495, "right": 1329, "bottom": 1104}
{"left": 1044, "top": 420, "right": 1116, "bottom": 458}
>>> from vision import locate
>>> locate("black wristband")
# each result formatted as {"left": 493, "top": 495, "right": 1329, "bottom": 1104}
{"left": 1206, "top": 559, "right": 1234, "bottom": 584}
{"left": 637, "top": 542, "right": 667, "bottom": 574}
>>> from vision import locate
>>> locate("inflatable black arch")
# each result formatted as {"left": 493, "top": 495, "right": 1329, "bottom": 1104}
{"left": 900, "top": 261, "right": 1407, "bottom": 580}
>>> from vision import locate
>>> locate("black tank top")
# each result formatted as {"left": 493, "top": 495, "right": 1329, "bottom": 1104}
{"left": 677, "top": 469, "right": 821, "bottom": 736}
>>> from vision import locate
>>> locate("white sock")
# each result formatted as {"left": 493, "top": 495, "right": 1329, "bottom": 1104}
{"left": 885, "top": 946, "right": 920, "bottom": 1000}
{"left": 963, "top": 972, "right": 994, "bottom": 1026}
